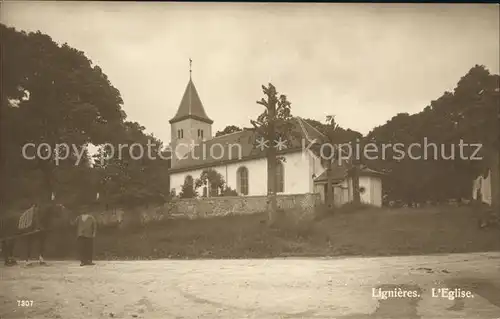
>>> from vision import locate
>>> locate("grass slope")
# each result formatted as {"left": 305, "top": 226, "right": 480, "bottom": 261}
{"left": 7, "top": 205, "right": 499, "bottom": 260}
{"left": 21, "top": 205, "right": 497, "bottom": 261}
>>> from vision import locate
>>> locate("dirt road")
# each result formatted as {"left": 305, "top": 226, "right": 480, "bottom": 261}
{"left": 1, "top": 252, "right": 499, "bottom": 319}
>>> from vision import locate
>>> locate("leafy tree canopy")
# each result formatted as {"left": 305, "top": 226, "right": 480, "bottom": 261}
{"left": 1, "top": 24, "right": 169, "bottom": 210}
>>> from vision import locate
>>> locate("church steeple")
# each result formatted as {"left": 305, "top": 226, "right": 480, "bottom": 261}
{"left": 169, "top": 59, "right": 213, "bottom": 125}
{"left": 169, "top": 60, "right": 213, "bottom": 167}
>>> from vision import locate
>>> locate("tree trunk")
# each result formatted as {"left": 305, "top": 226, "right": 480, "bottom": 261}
{"left": 326, "top": 160, "right": 334, "bottom": 210}
{"left": 267, "top": 99, "right": 278, "bottom": 225}
{"left": 352, "top": 162, "right": 361, "bottom": 205}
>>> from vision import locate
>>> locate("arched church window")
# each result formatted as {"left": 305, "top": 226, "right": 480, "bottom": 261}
{"left": 276, "top": 162, "right": 284, "bottom": 193}
{"left": 237, "top": 166, "right": 249, "bottom": 195}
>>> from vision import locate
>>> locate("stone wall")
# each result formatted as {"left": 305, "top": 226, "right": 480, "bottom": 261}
{"left": 91, "top": 193, "right": 321, "bottom": 227}
{"left": 170, "top": 193, "right": 321, "bottom": 220}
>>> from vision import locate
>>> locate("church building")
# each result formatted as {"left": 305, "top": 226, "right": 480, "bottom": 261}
{"left": 168, "top": 71, "right": 384, "bottom": 207}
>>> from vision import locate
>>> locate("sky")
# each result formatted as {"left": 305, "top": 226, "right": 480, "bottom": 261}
{"left": 2, "top": 2, "right": 499, "bottom": 145}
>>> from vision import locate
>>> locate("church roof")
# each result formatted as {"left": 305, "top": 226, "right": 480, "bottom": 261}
{"left": 169, "top": 117, "right": 327, "bottom": 173}
{"left": 313, "top": 165, "right": 385, "bottom": 183}
{"left": 169, "top": 78, "right": 213, "bottom": 124}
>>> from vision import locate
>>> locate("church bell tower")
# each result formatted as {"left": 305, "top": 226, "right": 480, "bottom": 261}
{"left": 169, "top": 59, "right": 213, "bottom": 167}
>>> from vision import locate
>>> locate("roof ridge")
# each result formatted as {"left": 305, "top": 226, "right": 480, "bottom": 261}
{"left": 295, "top": 116, "right": 353, "bottom": 164}
{"left": 188, "top": 78, "right": 192, "bottom": 115}
{"left": 301, "top": 117, "right": 328, "bottom": 139}
{"left": 210, "top": 129, "right": 250, "bottom": 141}
{"left": 295, "top": 117, "right": 316, "bottom": 144}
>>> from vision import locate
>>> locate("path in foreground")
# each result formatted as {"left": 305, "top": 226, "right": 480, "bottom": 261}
{"left": 1, "top": 252, "right": 500, "bottom": 319}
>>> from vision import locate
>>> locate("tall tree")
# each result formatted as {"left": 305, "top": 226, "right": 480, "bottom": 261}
{"left": 1, "top": 24, "right": 127, "bottom": 209}
{"left": 365, "top": 65, "right": 498, "bottom": 207}
{"left": 93, "top": 121, "right": 170, "bottom": 207}
{"left": 449, "top": 65, "right": 499, "bottom": 209}
{"left": 251, "top": 84, "right": 294, "bottom": 225}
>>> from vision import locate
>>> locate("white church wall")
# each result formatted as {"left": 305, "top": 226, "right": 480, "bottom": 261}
{"left": 224, "top": 158, "right": 267, "bottom": 196}
{"left": 170, "top": 167, "right": 205, "bottom": 196}
{"left": 282, "top": 151, "right": 312, "bottom": 194}
{"left": 307, "top": 150, "right": 326, "bottom": 193}
{"left": 169, "top": 151, "right": 312, "bottom": 197}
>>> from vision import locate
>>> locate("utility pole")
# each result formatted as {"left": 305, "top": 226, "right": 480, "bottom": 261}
{"left": 324, "top": 116, "right": 338, "bottom": 210}
{"left": 252, "top": 84, "right": 280, "bottom": 225}
{"left": 252, "top": 84, "right": 294, "bottom": 225}
{"left": 326, "top": 158, "right": 334, "bottom": 210}
{"left": 267, "top": 93, "right": 278, "bottom": 225}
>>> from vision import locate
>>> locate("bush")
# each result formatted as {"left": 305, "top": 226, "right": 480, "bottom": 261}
{"left": 314, "top": 202, "right": 378, "bottom": 219}
{"left": 336, "top": 202, "right": 378, "bottom": 214}
{"left": 222, "top": 187, "right": 238, "bottom": 196}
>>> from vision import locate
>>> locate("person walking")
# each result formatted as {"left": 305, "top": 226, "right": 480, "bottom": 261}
{"left": 75, "top": 211, "right": 97, "bottom": 266}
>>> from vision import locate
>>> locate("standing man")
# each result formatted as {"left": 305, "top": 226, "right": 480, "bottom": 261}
{"left": 2, "top": 239, "right": 16, "bottom": 266}
{"left": 75, "top": 210, "right": 97, "bottom": 266}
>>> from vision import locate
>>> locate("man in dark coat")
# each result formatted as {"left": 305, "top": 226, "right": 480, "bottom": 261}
{"left": 75, "top": 211, "right": 97, "bottom": 266}
{"left": 2, "top": 239, "right": 16, "bottom": 266}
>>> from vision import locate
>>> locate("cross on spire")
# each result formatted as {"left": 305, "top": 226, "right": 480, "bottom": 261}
{"left": 189, "top": 58, "right": 192, "bottom": 78}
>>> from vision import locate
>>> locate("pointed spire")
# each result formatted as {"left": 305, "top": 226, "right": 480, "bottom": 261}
{"left": 169, "top": 61, "right": 213, "bottom": 125}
